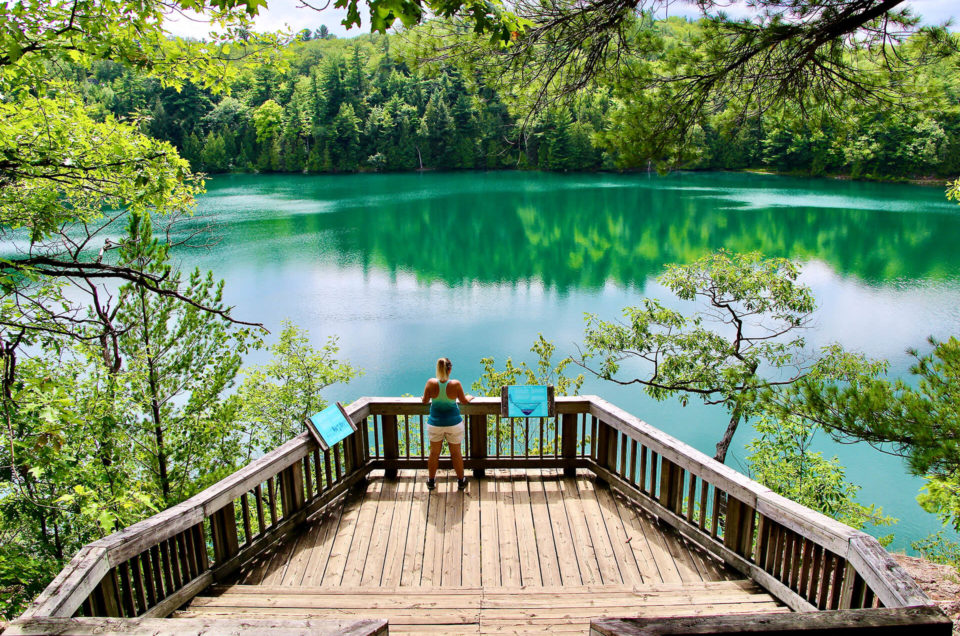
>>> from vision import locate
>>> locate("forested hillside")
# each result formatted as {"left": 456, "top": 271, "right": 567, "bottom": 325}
{"left": 84, "top": 23, "right": 960, "bottom": 179}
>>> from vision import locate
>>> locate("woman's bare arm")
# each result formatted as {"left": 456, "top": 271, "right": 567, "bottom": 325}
{"left": 452, "top": 380, "right": 473, "bottom": 403}
{"left": 421, "top": 379, "right": 437, "bottom": 404}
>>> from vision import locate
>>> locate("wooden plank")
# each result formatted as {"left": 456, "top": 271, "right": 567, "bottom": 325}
{"left": 380, "top": 470, "right": 415, "bottom": 587}
{"left": 589, "top": 606, "right": 953, "bottom": 635}
{"left": 592, "top": 482, "right": 644, "bottom": 586}
{"left": 511, "top": 471, "right": 542, "bottom": 586}
{"left": 421, "top": 473, "right": 448, "bottom": 587}
{"left": 479, "top": 471, "right": 501, "bottom": 588}
{"left": 643, "top": 518, "right": 688, "bottom": 584}
{"left": 609, "top": 489, "right": 662, "bottom": 585}
{"left": 279, "top": 517, "right": 326, "bottom": 586}
{"left": 257, "top": 529, "right": 300, "bottom": 586}
{"left": 442, "top": 485, "right": 465, "bottom": 586}
{"left": 320, "top": 487, "right": 366, "bottom": 586}
{"left": 539, "top": 470, "right": 581, "bottom": 586}
{"left": 756, "top": 490, "right": 858, "bottom": 556}
{"left": 461, "top": 471, "right": 482, "bottom": 588}
{"left": 527, "top": 471, "right": 562, "bottom": 586}
{"left": 20, "top": 546, "right": 110, "bottom": 619}
{"left": 400, "top": 470, "right": 430, "bottom": 587}
{"left": 494, "top": 469, "right": 522, "bottom": 586}
{"left": 5, "top": 617, "right": 390, "bottom": 636}
{"left": 301, "top": 498, "right": 346, "bottom": 587}
{"left": 340, "top": 478, "right": 383, "bottom": 586}
{"left": 140, "top": 572, "right": 212, "bottom": 619}
{"left": 846, "top": 533, "right": 934, "bottom": 608}
{"left": 189, "top": 592, "right": 484, "bottom": 609}
{"left": 558, "top": 474, "right": 602, "bottom": 585}
{"left": 576, "top": 475, "right": 624, "bottom": 585}
{"left": 360, "top": 476, "right": 399, "bottom": 586}
{"left": 176, "top": 606, "right": 482, "bottom": 624}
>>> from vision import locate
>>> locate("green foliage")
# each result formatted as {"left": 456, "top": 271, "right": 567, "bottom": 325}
{"left": 746, "top": 416, "right": 896, "bottom": 534}
{"left": 116, "top": 213, "right": 263, "bottom": 503}
{"left": 580, "top": 250, "right": 880, "bottom": 462}
{"left": 253, "top": 99, "right": 284, "bottom": 142}
{"left": 237, "top": 322, "right": 361, "bottom": 456}
{"left": 471, "top": 335, "right": 584, "bottom": 398}
{"left": 911, "top": 532, "right": 960, "bottom": 570}
{"left": 771, "top": 336, "right": 960, "bottom": 530}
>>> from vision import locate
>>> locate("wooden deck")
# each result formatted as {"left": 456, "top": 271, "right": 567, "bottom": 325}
{"left": 177, "top": 470, "right": 786, "bottom": 633}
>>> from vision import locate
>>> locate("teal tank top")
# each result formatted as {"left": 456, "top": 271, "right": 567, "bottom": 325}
{"left": 428, "top": 380, "right": 462, "bottom": 427}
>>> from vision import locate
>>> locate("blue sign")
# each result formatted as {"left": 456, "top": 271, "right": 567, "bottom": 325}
{"left": 306, "top": 403, "right": 356, "bottom": 450}
{"left": 506, "top": 385, "right": 550, "bottom": 418}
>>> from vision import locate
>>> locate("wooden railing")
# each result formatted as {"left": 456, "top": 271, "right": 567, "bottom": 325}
{"left": 362, "top": 396, "right": 934, "bottom": 615}
{"left": 19, "top": 400, "right": 372, "bottom": 623}
{"left": 18, "top": 395, "right": 935, "bottom": 631}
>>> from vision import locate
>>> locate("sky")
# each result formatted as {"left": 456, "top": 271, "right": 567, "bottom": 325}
{"left": 163, "top": 0, "right": 958, "bottom": 40}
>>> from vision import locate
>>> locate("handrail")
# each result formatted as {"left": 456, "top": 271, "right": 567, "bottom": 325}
{"left": 22, "top": 400, "right": 374, "bottom": 621}
{"left": 22, "top": 395, "right": 933, "bottom": 628}
{"left": 360, "top": 395, "right": 932, "bottom": 613}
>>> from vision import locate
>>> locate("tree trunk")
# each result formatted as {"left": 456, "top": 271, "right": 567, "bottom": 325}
{"left": 139, "top": 288, "right": 170, "bottom": 501}
{"left": 714, "top": 404, "right": 743, "bottom": 464}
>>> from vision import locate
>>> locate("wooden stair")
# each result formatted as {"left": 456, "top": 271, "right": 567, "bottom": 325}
{"left": 176, "top": 581, "right": 787, "bottom": 634}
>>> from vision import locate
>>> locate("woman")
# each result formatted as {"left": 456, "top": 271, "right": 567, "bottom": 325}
{"left": 421, "top": 357, "right": 473, "bottom": 491}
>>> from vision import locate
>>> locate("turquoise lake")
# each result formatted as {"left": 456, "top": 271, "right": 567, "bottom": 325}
{"left": 178, "top": 170, "right": 960, "bottom": 552}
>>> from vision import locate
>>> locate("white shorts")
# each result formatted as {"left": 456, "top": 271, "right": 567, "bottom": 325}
{"left": 426, "top": 422, "right": 465, "bottom": 445}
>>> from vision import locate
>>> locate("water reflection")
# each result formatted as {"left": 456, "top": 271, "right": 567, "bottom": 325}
{"left": 183, "top": 172, "right": 960, "bottom": 288}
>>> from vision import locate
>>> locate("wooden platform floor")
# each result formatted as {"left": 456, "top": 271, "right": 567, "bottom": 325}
{"left": 178, "top": 582, "right": 786, "bottom": 634}
{"left": 232, "top": 469, "right": 741, "bottom": 588}
{"left": 180, "top": 470, "right": 785, "bottom": 633}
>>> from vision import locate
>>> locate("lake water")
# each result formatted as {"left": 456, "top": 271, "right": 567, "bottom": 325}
{"left": 179, "top": 170, "right": 960, "bottom": 552}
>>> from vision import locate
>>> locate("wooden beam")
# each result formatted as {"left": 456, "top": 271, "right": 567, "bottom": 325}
{"left": 210, "top": 502, "right": 240, "bottom": 565}
{"left": 846, "top": 534, "right": 933, "bottom": 609}
{"left": 381, "top": 414, "right": 400, "bottom": 479}
{"left": 5, "top": 616, "right": 390, "bottom": 635}
{"left": 589, "top": 606, "right": 952, "bottom": 635}
{"left": 561, "top": 413, "right": 578, "bottom": 478}
{"left": 371, "top": 458, "right": 587, "bottom": 470}
{"left": 19, "top": 546, "right": 110, "bottom": 619}
{"left": 468, "top": 414, "right": 487, "bottom": 478}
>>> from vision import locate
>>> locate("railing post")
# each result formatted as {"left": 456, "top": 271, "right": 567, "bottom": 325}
{"left": 469, "top": 414, "right": 487, "bottom": 478}
{"left": 561, "top": 413, "right": 577, "bottom": 478}
{"left": 279, "top": 462, "right": 305, "bottom": 517}
{"left": 92, "top": 569, "right": 122, "bottom": 617}
{"left": 595, "top": 420, "right": 618, "bottom": 485}
{"left": 659, "top": 458, "right": 683, "bottom": 515}
{"left": 210, "top": 501, "right": 240, "bottom": 567}
{"left": 722, "top": 497, "right": 756, "bottom": 560}
{"left": 382, "top": 414, "right": 399, "bottom": 479}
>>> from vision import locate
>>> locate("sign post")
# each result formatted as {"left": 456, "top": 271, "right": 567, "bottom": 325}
{"left": 500, "top": 385, "right": 556, "bottom": 418}
{"left": 305, "top": 402, "right": 357, "bottom": 451}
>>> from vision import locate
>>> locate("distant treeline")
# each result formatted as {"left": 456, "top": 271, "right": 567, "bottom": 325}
{"left": 83, "top": 23, "right": 960, "bottom": 179}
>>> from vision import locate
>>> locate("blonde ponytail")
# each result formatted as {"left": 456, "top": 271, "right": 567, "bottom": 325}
{"left": 436, "top": 357, "right": 452, "bottom": 382}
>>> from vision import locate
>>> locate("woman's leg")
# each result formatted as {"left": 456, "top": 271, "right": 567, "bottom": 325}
{"left": 428, "top": 441, "right": 443, "bottom": 479}
{"left": 449, "top": 443, "right": 464, "bottom": 480}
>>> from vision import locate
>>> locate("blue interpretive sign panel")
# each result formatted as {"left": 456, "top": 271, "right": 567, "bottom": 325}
{"left": 306, "top": 403, "right": 356, "bottom": 450}
{"left": 505, "top": 385, "right": 552, "bottom": 418}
